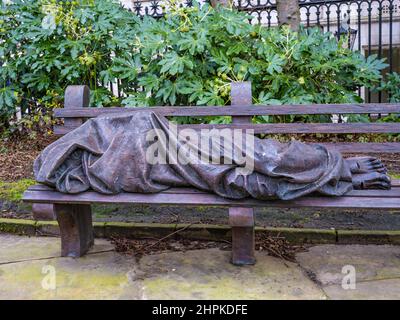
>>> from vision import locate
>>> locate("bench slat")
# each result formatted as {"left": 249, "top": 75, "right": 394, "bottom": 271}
{"left": 178, "top": 123, "right": 400, "bottom": 134}
{"left": 54, "top": 123, "right": 400, "bottom": 136}
{"left": 27, "top": 184, "right": 208, "bottom": 194}
{"left": 53, "top": 125, "right": 80, "bottom": 135}
{"left": 51, "top": 122, "right": 400, "bottom": 153}
{"left": 23, "top": 187, "right": 400, "bottom": 209}
{"left": 54, "top": 103, "right": 400, "bottom": 118}
{"left": 319, "top": 143, "right": 400, "bottom": 153}
{"left": 26, "top": 183, "right": 400, "bottom": 197}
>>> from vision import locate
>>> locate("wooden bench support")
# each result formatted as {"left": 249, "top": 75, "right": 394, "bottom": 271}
{"left": 32, "top": 203, "right": 55, "bottom": 221}
{"left": 54, "top": 204, "right": 94, "bottom": 258}
{"left": 229, "top": 207, "right": 255, "bottom": 266}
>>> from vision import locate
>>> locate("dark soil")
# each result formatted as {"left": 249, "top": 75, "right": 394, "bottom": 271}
{"left": 0, "top": 133, "right": 57, "bottom": 182}
{"left": 111, "top": 230, "right": 306, "bottom": 262}
{"left": 112, "top": 237, "right": 230, "bottom": 258}
{"left": 0, "top": 207, "right": 32, "bottom": 219}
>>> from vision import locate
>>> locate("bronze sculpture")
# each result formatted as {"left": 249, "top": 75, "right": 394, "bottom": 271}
{"left": 34, "top": 111, "right": 390, "bottom": 200}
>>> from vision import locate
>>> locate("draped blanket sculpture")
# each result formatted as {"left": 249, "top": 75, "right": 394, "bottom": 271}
{"left": 34, "top": 111, "right": 390, "bottom": 200}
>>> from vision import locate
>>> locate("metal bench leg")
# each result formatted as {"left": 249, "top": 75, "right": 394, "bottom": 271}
{"left": 229, "top": 207, "right": 255, "bottom": 266}
{"left": 54, "top": 204, "right": 94, "bottom": 258}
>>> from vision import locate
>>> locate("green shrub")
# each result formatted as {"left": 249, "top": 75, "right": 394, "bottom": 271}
{"left": 377, "top": 72, "right": 400, "bottom": 123}
{"left": 380, "top": 72, "right": 400, "bottom": 103}
{"left": 0, "top": 179, "right": 36, "bottom": 202}
{"left": 0, "top": 0, "right": 139, "bottom": 130}
{"left": 119, "top": 2, "right": 387, "bottom": 123}
{"left": 0, "top": 0, "right": 388, "bottom": 130}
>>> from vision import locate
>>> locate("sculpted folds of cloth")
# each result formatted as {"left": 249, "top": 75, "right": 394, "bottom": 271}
{"left": 34, "top": 111, "right": 390, "bottom": 200}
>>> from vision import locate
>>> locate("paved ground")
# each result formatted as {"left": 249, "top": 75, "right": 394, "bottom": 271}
{"left": 0, "top": 234, "right": 399, "bottom": 300}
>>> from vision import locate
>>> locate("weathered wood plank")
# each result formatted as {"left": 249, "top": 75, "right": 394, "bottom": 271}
{"left": 54, "top": 125, "right": 80, "bottom": 135}
{"left": 54, "top": 103, "right": 400, "bottom": 118}
{"left": 28, "top": 184, "right": 53, "bottom": 191}
{"left": 63, "top": 85, "right": 89, "bottom": 130}
{"left": 28, "top": 184, "right": 209, "bottom": 194}
{"left": 231, "top": 82, "right": 253, "bottom": 125}
{"left": 54, "top": 204, "right": 94, "bottom": 257}
{"left": 319, "top": 142, "right": 400, "bottom": 153}
{"left": 392, "top": 179, "right": 400, "bottom": 187}
{"left": 54, "top": 123, "right": 400, "bottom": 136}
{"left": 22, "top": 188, "right": 400, "bottom": 209}
{"left": 32, "top": 203, "right": 55, "bottom": 220}
{"left": 52, "top": 122, "right": 400, "bottom": 152}
{"left": 346, "top": 188, "right": 400, "bottom": 197}
{"left": 25, "top": 182, "right": 400, "bottom": 197}
{"left": 229, "top": 207, "right": 255, "bottom": 265}
{"left": 178, "top": 123, "right": 400, "bottom": 134}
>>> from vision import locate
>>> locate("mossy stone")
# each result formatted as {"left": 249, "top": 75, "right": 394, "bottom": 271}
{"left": 0, "top": 218, "right": 36, "bottom": 235}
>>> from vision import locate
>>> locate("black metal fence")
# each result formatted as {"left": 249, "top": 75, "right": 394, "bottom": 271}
{"left": 130, "top": 0, "right": 400, "bottom": 103}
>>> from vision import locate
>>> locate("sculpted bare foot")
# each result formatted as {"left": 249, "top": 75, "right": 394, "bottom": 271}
{"left": 346, "top": 156, "right": 387, "bottom": 174}
{"left": 352, "top": 171, "right": 391, "bottom": 190}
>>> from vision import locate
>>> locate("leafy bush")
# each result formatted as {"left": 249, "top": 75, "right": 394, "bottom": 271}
{"left": 380, "top": 72, "right": 400, "bottom": 103}
{"left": 0, "top": 179, "right": 36, "bottom": 201}
{"left": 0, "top": 0, "right": 388, "bottom": 131}
{"left": 0, "top": 0, "right": 139, "bottom": 130}
{"left": 377, "top": 72, "right": 400, "bottom": 124}
{"left": 119, "top": 2, "right": 387, "bottom": 123}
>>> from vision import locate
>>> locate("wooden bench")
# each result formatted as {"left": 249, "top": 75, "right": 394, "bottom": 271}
{"left": 23, "top": 82, "right": 400, "bottom": 265}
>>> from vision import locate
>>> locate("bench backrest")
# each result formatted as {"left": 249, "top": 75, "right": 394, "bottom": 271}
{"left": 54, "top": 82, "right": 400, "bottom": 153}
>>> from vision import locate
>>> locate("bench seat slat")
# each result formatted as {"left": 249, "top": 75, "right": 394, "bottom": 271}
{"left": 23, "top": 186, "right": 400, "bottom": 209}
{"left": 25, "top": 183, "right": 400, "bottom": 197}
{"left": 54, "top": 123, "right": 400, "bottom": 136}
{"left": 27, "top": 184, "right": 208, "bottom": 194}
{"left": 54, "top": 103, "right": 400, "bottom": 118}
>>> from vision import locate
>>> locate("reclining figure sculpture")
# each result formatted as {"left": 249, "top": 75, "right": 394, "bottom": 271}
{"left": 34, "top": 111, "right": 390, "bottom": 200}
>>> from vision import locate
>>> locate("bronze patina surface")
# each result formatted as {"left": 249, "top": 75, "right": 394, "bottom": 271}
{"left": 34, "top": 111, "right": 390, "bottom": 201}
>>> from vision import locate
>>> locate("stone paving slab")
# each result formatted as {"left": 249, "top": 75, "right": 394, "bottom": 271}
{"left": 0, "top": 234, "right": 325, "bottom": 300}
{"left": 323, "top": 279, "right": 400, "bottom": 300}
{"left": 0, "top": 252, "right": 137, "bottom": 300}
{"left": 296, "top": 244, "right": 400, "bottom": 285}
{"left": 134, "top": 248, "right": 326, "bottom": 300}
{"left": 0, "top": 234, "right": 114, "bottom": 264}
{"left": 0, "top": 235, "right": 399, "bottom": 300}
{"left": 296, "top": 244, "right": 400, "bottom": 299}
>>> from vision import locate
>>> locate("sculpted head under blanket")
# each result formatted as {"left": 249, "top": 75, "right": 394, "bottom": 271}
{"left": 34, "top": 111, "right": 390, "bottom": 201}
